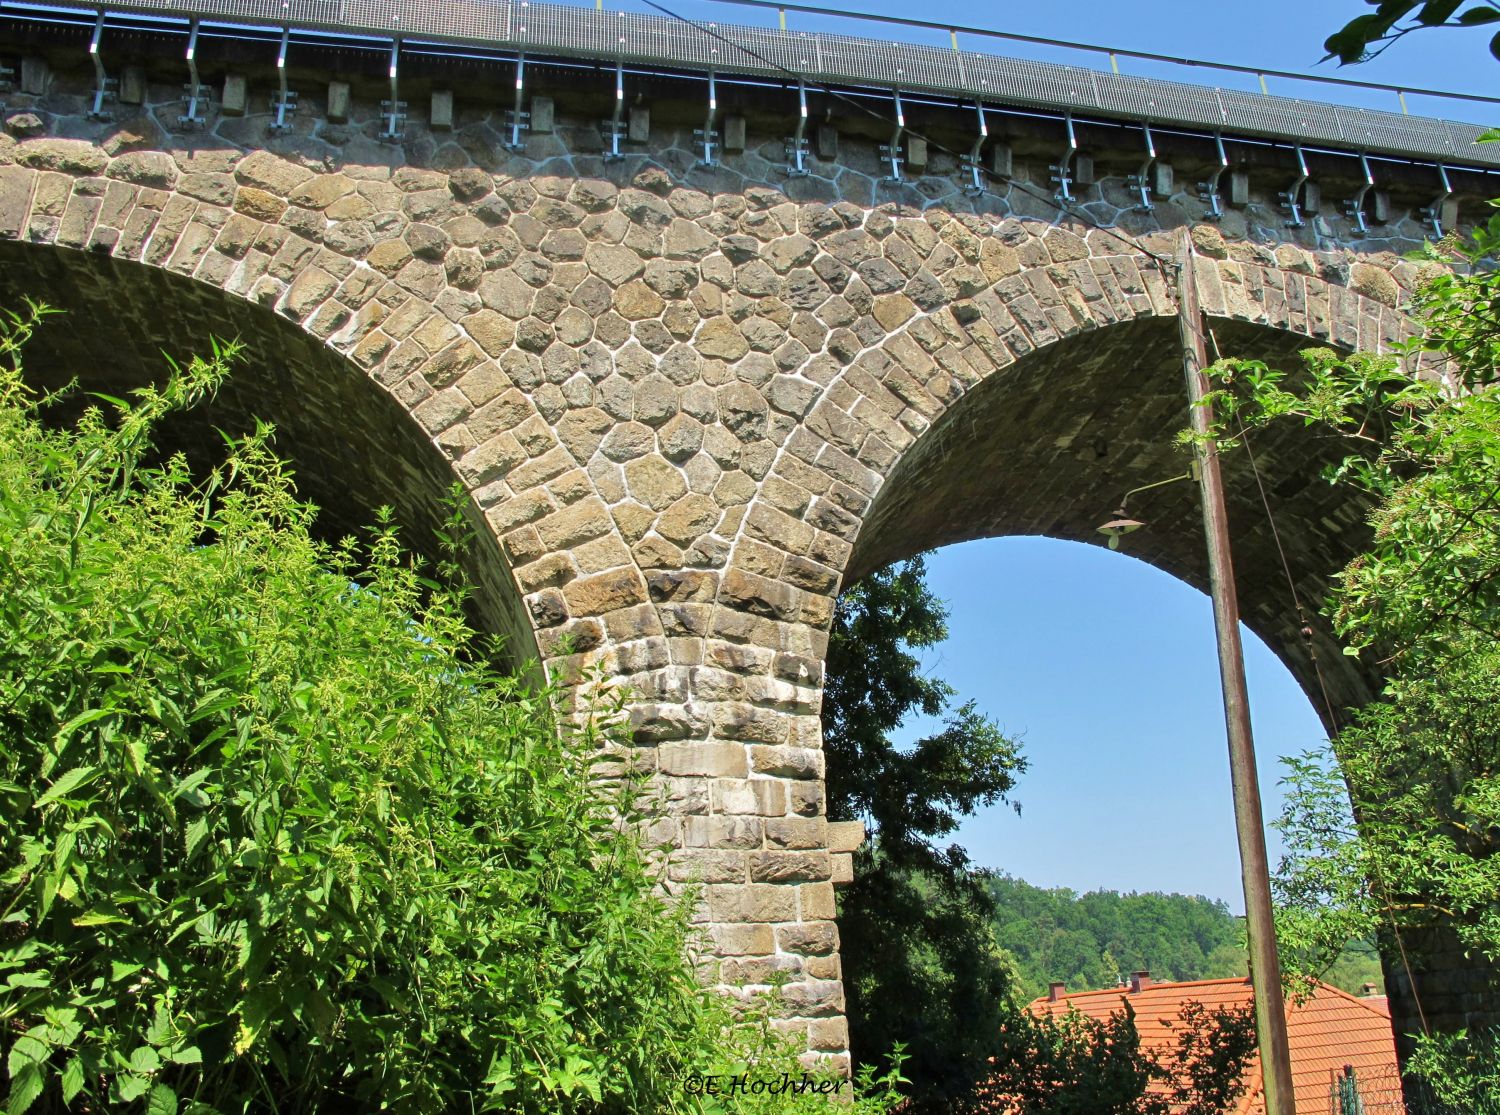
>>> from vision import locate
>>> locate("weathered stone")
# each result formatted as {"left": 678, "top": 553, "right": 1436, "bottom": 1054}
{"left": 16, "top": 140, "right": 107, "bottom": 176}
{"left": 326, "top": 81, "right": 352, "bottom": 122}
{"left": 233, "top": 187, "right": 287, "bottom": 222}
{"left": 614, "top": 280, "right": 665, "bottom": 321}
{"left": 235, "top": 150, "right": 313, "bottom": 196}
{"left": 221, "top": 73, "right": 249, "bottom": 116}
{"left": 624, "top": 454, "right": 688, "bottom": 511}
{"left": 1350, "top": 262, "right": 1400, "bottom": 308}
{"left": 4, "top": 113, "right": 44, "bottom": 137}
{"left": 405, "top": 222, "right": 451, "bottom": 261}
{"left": 696, "top": 317, "right": 749, "bottom": 361}
{"left": 107, "top": 151, "right": 177, "bottom": 188}
{"left": 718, "top": 382, "right": 769, "bottom": 441}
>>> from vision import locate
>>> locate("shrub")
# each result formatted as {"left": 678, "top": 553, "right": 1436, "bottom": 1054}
{"left": 0, "top": 306, "right": 901, "bottom": 1114}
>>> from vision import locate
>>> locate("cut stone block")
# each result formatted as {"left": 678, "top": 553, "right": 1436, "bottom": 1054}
{"left": 723, "top": 114, "right": 746, "bottom": 153}
{"left": 326, "top": 80, "right": 351, "bottom": 123}
{"left": 815, "top": 124, "right": 838, "bottom": 161}
{"left": 221, "top": 73, "right": 248, "bottom": 116}
{"left": 628, "top": 105, "right": 650, "bottom": 143}
{"left": 20, "top": 57, "right": 48, "bottom": 96}
{"left": 530, "top": 95, "right": 554, "bottom": 134}
{"left": 120, "top": 65, "right": 147, "bottom": 105}
{"left": 430, "top": 89, "right": 453, "bottom": 130}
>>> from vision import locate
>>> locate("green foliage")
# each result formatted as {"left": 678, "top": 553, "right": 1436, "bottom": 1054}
{"left": 823, "top": 558, "right": 1256, "bottom": 1113}
{"left": 0, "top": 305, "right": 905, "bottom": 1115}
{"left": 824, "top": 557, "right": 1027, "bottom": 1108}
{"left": 1323, "top": 1, "right": 1500, "bottom": 65}
{"left": 982, "top": 877, "right": 1247, "bottom": 1000}
{"left": 987, "top": 999, "right": 1257, "bottom": 1115}
{"left": 825, "top": 556, "right": 1027, "bottom": 872}
{"left": 1404, "top": 1027, "right": 1500, "bottom": 1110}
{"left": 1203, "top": 206, "right": 1500, "bottom": 1096}
{"left": 837, "top": 855, "right": 1018, "bottom": 1112}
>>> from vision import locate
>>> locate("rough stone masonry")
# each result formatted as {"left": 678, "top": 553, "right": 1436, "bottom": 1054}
{"left": 0, "top": 27, "right": 1495, "bottom": 1071}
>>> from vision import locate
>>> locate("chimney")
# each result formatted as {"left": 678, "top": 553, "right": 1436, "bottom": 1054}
{"left": 1048, "top": 982, "right": 1066, "bottom": 1002}
{"left": 1360, "top": 982, "right": 1379, "bottom": 997}
{"left": 1129, "top": 971, "right": 1151, "bottom": 993}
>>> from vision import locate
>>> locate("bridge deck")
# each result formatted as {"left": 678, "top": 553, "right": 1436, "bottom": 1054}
{"left": 6, "top": 0, "right": 1500, "bottom": 172}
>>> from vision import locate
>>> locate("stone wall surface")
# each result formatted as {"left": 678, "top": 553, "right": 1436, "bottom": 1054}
{"left": 1, "top": 56, "right": 1495, "bottom": 1070}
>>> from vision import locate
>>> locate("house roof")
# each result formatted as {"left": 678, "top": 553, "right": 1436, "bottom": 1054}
{"left": 1028, "top": 976, "right": 1401, "bottom": 1115}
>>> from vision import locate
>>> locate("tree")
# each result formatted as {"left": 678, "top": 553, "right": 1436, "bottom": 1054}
{"left": 0, "top": 307, "right": 904, "bottom": 1115}
{"left": 825, "top": 556, "right": 1028, "bottom": 1109}
{"left": 984, "top": 998, "right": 1258, "bottom": 1115}
{"left": 1203, "top": 202, "right": 1500, "bottom": 1098}
{"left": 1323, "top": 1, "right": 1500, "bottom": 66}
{"left": 824, "top": 559, "right": 1261, "bottom": 1113}
{"left": 982, "top": 877, "right": 1249, "bottom": 999}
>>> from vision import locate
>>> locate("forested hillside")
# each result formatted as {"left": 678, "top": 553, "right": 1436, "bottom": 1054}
{"left": 985, "top": 875, "right": 1384, "bottom": 1000}
{"left": 984, "top": 876, "right": 1247, "bottom": 998}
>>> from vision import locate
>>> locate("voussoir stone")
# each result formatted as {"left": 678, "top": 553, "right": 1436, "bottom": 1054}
{"left": 234, "top": 187, "right": 287, "bottom": 222}
{"left": 1350, "top": 262, "right": 1400, "bottom": 308}
{"left": 106, "top": 151, "right": 177, "bottom": 188}
{"left": 235, "top": 150, "right": 313, "bottom": 196}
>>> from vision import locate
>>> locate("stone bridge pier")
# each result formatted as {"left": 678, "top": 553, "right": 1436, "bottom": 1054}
{"left": 1, "top": 8, "right": 1497, "bottom": 1073}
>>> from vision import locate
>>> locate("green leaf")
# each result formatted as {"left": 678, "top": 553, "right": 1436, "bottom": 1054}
{"left": 1417, "top": 0, "right": 1463, "bottom": 23}
{"left": 1458, "top": 5, "right": 1500, "bottom": 21}
{"left": 146, "top": 1083, "right": 178, "bottom": 1115}
{"left": 1492, "top": 26, "right": 1500, "bottom": 59}
{"left": 4, "top": 1065, "right": 43, "bottom": 1115}
{"left": 6, "top": 1035, "right": 48, "bottom": 1078}
{"left": 184, "top": 815, "right": 209, "bottom": 860}
{"left": 60, "top": 1058, "right": 84, "bottom": 1103}
{"left": 34, "top": 765, "right": 98, "bottom": 809}
{"left": 72, "top": 910, "right": 130, "bottom": 927}
{"left": 167, "top": 1047, "right": 202, "bottom": 1066}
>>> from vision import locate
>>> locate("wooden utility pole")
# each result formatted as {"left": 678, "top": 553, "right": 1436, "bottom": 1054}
{"left": 1175, "top": 229, "right": 1297, "bottom": 1115}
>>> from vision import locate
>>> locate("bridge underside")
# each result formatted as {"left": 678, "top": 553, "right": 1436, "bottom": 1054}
{"left": 848, "top": 314, "right": 1377, "bottom": 721}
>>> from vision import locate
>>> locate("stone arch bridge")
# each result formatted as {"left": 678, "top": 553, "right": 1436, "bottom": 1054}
{"left": 2, "top": 0, "right": 1498, "bottom": 1072}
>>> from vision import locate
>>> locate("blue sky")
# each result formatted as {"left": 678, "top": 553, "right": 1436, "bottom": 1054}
{"left": 611, "top": 0, "right": 1497, "bottom": 911}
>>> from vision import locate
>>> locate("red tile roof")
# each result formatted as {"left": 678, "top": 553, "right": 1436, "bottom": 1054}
{"left": 1027, "top": 976, "right": 1401, "bottom": 1114}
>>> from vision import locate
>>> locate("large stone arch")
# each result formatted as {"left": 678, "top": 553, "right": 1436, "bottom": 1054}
{"left": 688, "top": 236, "right": 1486, "bottom": 1062}
{"left": 743, "top": 248, "right": 1411, "bottom": 716}
{"left": 0, "top": 179, "right": 556, "bottom": 664}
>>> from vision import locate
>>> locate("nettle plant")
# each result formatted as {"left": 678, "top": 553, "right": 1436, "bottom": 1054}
{"left": 0, "top": 305, "right": 904, "bottom": 1115}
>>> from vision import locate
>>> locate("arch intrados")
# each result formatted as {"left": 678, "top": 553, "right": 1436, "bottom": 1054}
{"left": 839, "top": 309, "right": 1389, "bottom": 724}
{"left": 0, "top": 239, "right": 539, "bottom": 671}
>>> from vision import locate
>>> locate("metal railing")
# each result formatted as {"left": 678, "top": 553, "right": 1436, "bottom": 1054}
{"left": 4, "top": 0, "right": 1499, "bottom": 171}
